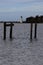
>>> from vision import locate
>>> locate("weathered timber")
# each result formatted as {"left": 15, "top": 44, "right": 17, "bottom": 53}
{"left": 3, "top": 22, "right": 14, "bottom": 40}
{"left": 10, "top": 23, "right": 13, "bottom": 39}
{"left": 34, "top": 23, "right": 37, "bottom": 39}
{"left": 5, "top": 23, "right": 14, "bottom": 26}
{"left": 30, "top": 23, "right": 33, "bottom": 41}
{"left": 3, "top": 22, "right": 6, "bottom": 40}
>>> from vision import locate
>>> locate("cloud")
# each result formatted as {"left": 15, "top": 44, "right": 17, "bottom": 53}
{"left": 0, "top": 0, "right": 42, "bottom": 6}
{"left": 0, "top": 0, "right": 34, "bottom": 3}
{"left": 17, "top": 3, "right": 43, "bottom": 12}
{"left": 0, "top": 0, "right": 43, "bottom": 6}
{"left": 0, "top": 0, "right": 43, "bottom": 4}
{"left": 0, "top": 1, "right": 43, "bottom": 12}
{"left": 0, "top": 0, "right": 43, "bottom": 20}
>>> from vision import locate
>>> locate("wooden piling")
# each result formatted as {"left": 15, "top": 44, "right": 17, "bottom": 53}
{"left": 10, "top": 23, "right": 13, "bottom": 39}
{"left": 3, "top": 22, "right": 6, "bottom": 40}
{"left": 34, "top": 16, "right": 38, "bottom": 39}
{"left": 34, "top": 23, "right": 37, "bottom": 39}
{"left": 30, "top": 23, "right": 33, "bottom": 41}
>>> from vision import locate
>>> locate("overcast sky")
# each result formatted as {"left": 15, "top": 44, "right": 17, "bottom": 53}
{"left": 0, "top": 0, "right": 43, "bottom": 21}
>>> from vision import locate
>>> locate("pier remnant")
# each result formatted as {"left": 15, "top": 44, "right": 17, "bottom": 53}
{"left": 30, "top": 23, "right": 37, "bottom": 41}
{"left": 34, "top": 16, "right": 38, "bottom": 39}
{"left": 30, "top": 23, "right": 33, "bottom": 41}
{"left": 34, "top": 23, "right": 37, "bottom": 39}
{"left": 3, "top": 22, "right": 14, "bottom": 40}
{"left": 30, "top": 16, "right": 38, "bottom": 41}
{"left": 4, "top": 22, "right": 6, "bottom": 40}
{"left": 10, "top": 22, "right": 13, "bottom": 39}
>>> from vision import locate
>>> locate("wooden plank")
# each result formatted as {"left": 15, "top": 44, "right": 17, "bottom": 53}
{"left": 5, "top": 24, "right": 14, "bottom": 26}
{"left": 5, "top": 22, "right": 14, "bottom": 26}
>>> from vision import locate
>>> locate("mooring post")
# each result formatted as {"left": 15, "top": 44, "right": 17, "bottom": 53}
{"left": 34, "top": 23, "right": 37, "bottom": 39}
{"left": 4, "top": 22, "right": 6, "bottom": 40}
{"left": 10, "top": 23, "right": 13, "bottom": 39}
{"left": 30, "top": 23, "right": 33, "bottom": 41}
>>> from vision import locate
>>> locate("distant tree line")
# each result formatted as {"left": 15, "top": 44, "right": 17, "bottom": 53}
{"left": 26, "top": 15, "right": 43, "bottom": 23}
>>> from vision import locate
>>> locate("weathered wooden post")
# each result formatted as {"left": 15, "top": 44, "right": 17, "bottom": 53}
{"left": 10, "top": 22, "right": 13, "bottom": 39}
{"left": 29, "top": 17, "right": 34, "bottom": 41}
{"left": 34, "top": 16, "right": 38, "bottom": 39}
{"left": 34, "top": 23, "right": 37, "bottom": 39}
{"left": 3, "top": 22, "right": 6, "bottom": 40}
{"left": 30, "top": 23, "right": 33, "bottom": 41}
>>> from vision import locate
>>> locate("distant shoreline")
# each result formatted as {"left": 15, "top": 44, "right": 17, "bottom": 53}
{"left": 0, "top": 21, "right": 43, "bottom": 23}
{"left": 0, "top": 15, "right": 43, "bottom": 23}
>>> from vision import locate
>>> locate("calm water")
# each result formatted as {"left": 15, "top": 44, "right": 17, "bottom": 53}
{"left": 0, "top": 23, "right": 43, "bottom": 65}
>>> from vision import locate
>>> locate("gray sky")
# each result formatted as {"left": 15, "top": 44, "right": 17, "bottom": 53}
{"left": 0, "top": 0, "right": 43, "bottom": 21}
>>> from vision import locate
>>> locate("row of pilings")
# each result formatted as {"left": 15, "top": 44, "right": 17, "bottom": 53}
{"left": 30, "top": 23, "right": 37, "bottom": 41}
{"left": 3, "top": 22, "right": 37, "bottom": 42}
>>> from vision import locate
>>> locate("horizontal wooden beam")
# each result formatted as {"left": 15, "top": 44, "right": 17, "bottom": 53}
{"left": 5, "top": 24, "right": 14, "bottom": 26}
{"left": 4, "top": 22, "right": 14, "bottom": 27}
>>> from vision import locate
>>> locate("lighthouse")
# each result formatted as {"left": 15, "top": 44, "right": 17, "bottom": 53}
{"left": 20, "top": 16, "right": 23, "bottom": 23}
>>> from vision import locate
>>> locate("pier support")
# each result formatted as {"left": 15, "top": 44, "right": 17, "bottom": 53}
{"left": 3, "top": 22, "right": 14, "bottom": 40}
{"left": 30, "top": 23, "right": 33, "bottom": 41}
{"left": 10, "top": 23, "right": 13, "bottom": 39}
{"left": 34, "top": 23, "right": 37, "bottom": 39}
{"left": 30, "top": 23, "right": 37, "bottom": 41}
{"left": 4, "top": 22, "right": 6, "bottom": 40}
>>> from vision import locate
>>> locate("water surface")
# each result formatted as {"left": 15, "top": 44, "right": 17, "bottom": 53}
{"left": 0, "top": 23, "right": 43, "bottom": 65}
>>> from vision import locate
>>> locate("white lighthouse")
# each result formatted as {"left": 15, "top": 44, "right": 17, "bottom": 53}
{"left": 20, "top": 16, "right": 23, "bottom": 23}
